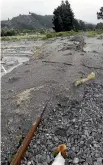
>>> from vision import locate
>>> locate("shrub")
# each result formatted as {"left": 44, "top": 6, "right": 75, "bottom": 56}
{"left": 1, "top": 28, "right": 18, "bottom": 36}
{"left": 86, "top": 30, "right": 103, "bottom": 37}
{"left": 46, "top": 33, "right": 54, "bottom": 38}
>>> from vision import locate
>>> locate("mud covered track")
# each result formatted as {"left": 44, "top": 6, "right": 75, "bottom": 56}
{"left": 1, "top": 36, "right": 103, "bottom": 164}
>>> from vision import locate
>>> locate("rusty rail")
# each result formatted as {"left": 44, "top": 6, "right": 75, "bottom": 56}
{"left": 10, "top": 103, "right": 48, "bottom": 165}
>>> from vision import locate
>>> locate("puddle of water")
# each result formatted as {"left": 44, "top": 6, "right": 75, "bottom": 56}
{"left": 1, "top": 56, "right": 29, "bottom": 77}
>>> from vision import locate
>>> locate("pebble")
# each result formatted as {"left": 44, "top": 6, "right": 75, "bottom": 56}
{"left": 83, "top": 163, "right": 88, "bottom": 165}
{"left": 73, "top": 157, "right": 79, "bottom": 164}
{"left": 7, "top": 83, "right": 103, "bottom": 165}
{"left": 54, "top": 137, "right": 58, "bottom": 141}
{"left": 37, "top": 140, "right": 40, "bottom": 145}
{"left": 72, "top": 118, "right": 76, "bottom": 122}
{"left": 27, "top": 161, "right": 33, "bottom": 165}
{"left": 80, "top": 141, "right": 84, "bottom": 145}
{"left": 68, "top": 150, "right": 76, "bottom": 159}
{"left": 94, "top": 162, "right": 99, "bottom": 165}
{"left": 72, "top": 147, "right": 75, "bottom": 151}
{"left": 8, "top": 89, "right": 14, "bottom": 92}
{"left": 97, "top": 157, "right": 103, "bottom": 164}
{"left": 42, "top": 163, "right": 48, "bottom": 165}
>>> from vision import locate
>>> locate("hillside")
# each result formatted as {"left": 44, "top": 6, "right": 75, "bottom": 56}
{"left": 1, "top": 13, "right": 53, "bottom": 30}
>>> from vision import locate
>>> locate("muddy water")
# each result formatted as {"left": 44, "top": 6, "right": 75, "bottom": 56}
{"left": 1, "top": 56, "right": 29, "bottom": 77}
{"left": 1, "top": 39, "right": 44, "bottom": 76}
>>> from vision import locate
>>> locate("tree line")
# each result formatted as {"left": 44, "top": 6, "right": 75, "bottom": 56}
{"left": 1, "top": 1, "right": 103, "bottom": 36}
{"left": 52, "top": 0, "right": 103, "bottom": 32}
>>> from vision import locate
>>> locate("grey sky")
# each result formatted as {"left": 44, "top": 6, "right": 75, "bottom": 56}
{"left": 1, "top": 0, "right": 103, "bottom": 23}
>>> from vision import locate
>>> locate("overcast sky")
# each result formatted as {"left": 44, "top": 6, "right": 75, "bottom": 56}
{"left": 1, "top": 0, "right": 103, "bottom": 23}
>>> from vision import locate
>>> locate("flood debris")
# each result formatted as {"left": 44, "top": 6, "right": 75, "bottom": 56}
{"left": 16, "top": 86, "right": 44, "bottom": 106}
{"left": 75, "top": 72, "right": 95, "bottom": 86}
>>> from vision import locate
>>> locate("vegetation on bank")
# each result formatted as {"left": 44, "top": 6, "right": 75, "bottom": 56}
{"left": 1, "top": 30, "right": 103, "bottom": 41}
{"left": 43, "top": 30, "right": 82, "bottom": 39}
{"left": 1, "top": 34, "right": 45, "bottom": 41}
{"left": 1, "top": 1, "right": 103, "bottom": 40}
{"left": 86, "top": 30, "right": 103, "bottom": 37}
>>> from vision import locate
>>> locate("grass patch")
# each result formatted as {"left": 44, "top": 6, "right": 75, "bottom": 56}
{"left": 86, "top": 30, "right": 103, "bottom": 37}
{"left": 1, "top": 34, "right": 45, "bottom": 41}
{"left": 2, "top": 30, "right": 103, "bottom": 41}
{"left": 43, "top": 30, "right": 82, "bottom": 39}
{"left": 1, "top": 31, "right": 81, "bottom": 41}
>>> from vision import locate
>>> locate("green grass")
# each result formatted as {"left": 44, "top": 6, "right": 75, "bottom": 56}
{"left": 1, "top": 34, "right": 45, "bottom": 41}
{"left": 1, "top": 30, "right": 82, "bottom": 41}
{"left": 86, "top": 30, "right": 103, "bottom": 37}
{"left": 1, "top": 30, "right": 103, "bottom": 41}
{"left": 43, "top": 30, "right": 82, "bottom": 39}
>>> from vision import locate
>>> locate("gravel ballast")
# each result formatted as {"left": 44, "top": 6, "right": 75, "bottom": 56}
{"left": 21, "top": 82, "right": 103, "bottom": 165}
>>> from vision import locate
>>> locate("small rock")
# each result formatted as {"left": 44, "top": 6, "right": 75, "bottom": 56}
{"left": 72, "top": 147, "right": 75, "bottom": 151}
{"left": 92, "top": 50, "right": 98, "bottom": 53}
{"left": 37, "top": 140, "right": 41, "bottom": 145}
{"left": 47, "top": 155, "right": 51, "bottom": 163}
{"left": 83, "top": 163, "right": 88, "bottom": 165}
{"left": 54, "top": 137, "right": 58, "bottom": 141}
{"left": 68, "top": 150, "right": 76, "bottom": 159}
{"left": 46, "top": 134, "right": 49, "bottom": 136}
{"left": 27, "top": 161, "right": 32, "bottom": 165}
{"left": 93, "top": 143, "right": 99, "bottom": 148}
{"left": 25, "top": 62, "right": 30, "bottom": 65}
{"left": 72, "top": 118, "right": 76, "bottom": 122}
{"left": 42, "top": 163, "right": 48, "bottom": 165}
{"left": 55, "top": 128, "right": 67, "bottom": 137}
{"left": 80, "top": 141, "right": 84, "bottom": 145}
{"left": 8, "top": 89, "right": 14, "bottom": 92}
{"left": 25, "top": 70, "right": 30, "bottom": 73}
{"left": 97, "top": 157, "right": 103, "bottom": 164}
{"left": 86, "top": 157, "right": 92, "bottom": 164}
{"left": 73, "top": 157, "right": 79, "bottom": 164}
{"left": 8, "top": 76, "right": 20, "bottom": 83}
{"left": 68, "top": 52, "right": 72, "bottom": 55}
{"left": 84, "top": 130, "right": 89, "bottom": 137}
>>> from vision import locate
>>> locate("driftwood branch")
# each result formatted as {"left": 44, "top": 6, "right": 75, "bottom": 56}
{"left": 10, "top": 103, "right": 48, "bottom": 165}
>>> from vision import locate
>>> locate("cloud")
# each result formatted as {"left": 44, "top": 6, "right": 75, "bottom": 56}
{"left": 1, "top": 0, "right": 103, "bottom": 23}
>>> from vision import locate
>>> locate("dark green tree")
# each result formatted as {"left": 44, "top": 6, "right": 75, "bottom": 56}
{"left": 52, "top": 0, "right": 74, "bottom": 32}
{"left": 96, "top": 22, "right": 103, "bottom": 30}
{"left": 85, "top": 23, "right": 96, "bottom": 31}
{"left": 97, "top": 7, "right": 103, "bottom": 19}
{"left": 79, "top": 20, "right": 86, "bottom": 31}
{"left": 73, "top": 19, "right": 81, "bottom": 31}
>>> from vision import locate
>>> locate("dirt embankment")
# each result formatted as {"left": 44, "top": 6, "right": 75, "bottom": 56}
{"left": 1, "top": 36, "right": 103, "bottom": 165}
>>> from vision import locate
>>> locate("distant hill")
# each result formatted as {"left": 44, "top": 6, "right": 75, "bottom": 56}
{"left": 1, "top": 13, "right": 53, "bottom": 30}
